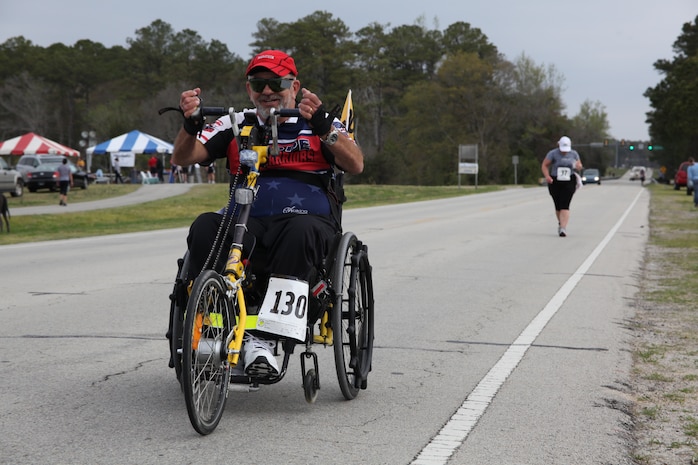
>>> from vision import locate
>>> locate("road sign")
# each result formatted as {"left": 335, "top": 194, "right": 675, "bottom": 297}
{"left": 459, "top": 162, "right": 478, "bottom": 174}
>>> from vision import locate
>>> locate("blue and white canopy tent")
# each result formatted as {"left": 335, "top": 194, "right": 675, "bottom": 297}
{"left": 86, "top": 130, "right": 173, "bottom": 173}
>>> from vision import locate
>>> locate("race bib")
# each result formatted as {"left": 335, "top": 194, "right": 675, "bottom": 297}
{"left": 256, "top": 275, "right": 309, "bottom": 341}
{"left": 557, "top": 167, "right": 571, "bottom": 181}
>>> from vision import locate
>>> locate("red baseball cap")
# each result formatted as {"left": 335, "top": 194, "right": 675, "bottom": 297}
{"left": 245, "top": 50, "right": 298, "bottom": 77}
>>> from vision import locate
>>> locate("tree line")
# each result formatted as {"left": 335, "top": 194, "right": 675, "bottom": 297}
{"left": 644, "top": 15, "right": 698, "bottom": 173}
{"left": 3, "top": 11, "right": 663, "bottom": 185}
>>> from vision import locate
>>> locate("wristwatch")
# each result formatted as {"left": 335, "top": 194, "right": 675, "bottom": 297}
{"left": 322, "top": 127, "right": 339, "bottom": 146}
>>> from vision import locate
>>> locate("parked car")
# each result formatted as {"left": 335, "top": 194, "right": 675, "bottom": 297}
{"left": 581, "top": 168, "right": 601, "bottom": 185}
{"left": 26, "top": 160, "right": 90, "bottom": 192}
{"left": 0, "top": 157, "right": 24, "bottom": 197}
{"left": 15, "top": 154, "right": 67, "bottom": 182}
{"left": 674, "top": 161, "right": 694, "bottom": 195}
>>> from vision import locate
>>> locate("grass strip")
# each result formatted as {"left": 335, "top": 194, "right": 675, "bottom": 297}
{"left": 0, "top": 183, "right": 501, "bottom": 245}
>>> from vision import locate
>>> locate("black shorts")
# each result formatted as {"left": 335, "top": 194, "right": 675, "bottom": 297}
{"left": 547, "top": 176, "right": 576, "bottom": 210}
{"left": 59, "top": 180, "right": 70, "bottom": 195}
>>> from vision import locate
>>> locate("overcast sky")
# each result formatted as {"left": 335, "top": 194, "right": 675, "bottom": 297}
{"left": 1, "top": 0, "right": 695, "bottom": 143}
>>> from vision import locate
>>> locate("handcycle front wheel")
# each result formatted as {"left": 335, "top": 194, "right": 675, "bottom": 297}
{"left": 331, "top": 232, "right": 374, "bottom": 400}
{"left": 182, "top": 269, "right": 234, "bottom": 435}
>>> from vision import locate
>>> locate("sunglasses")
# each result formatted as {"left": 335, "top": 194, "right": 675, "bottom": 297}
{"left": 248, "top": 78, "right": 294, "bottom": 93}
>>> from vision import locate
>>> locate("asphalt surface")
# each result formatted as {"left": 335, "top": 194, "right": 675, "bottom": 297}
{"left": 0, "top": 183, "right": 647, "bottom": 464}
{"left": 11, "top": 183, "right": 195, "bottom": 216}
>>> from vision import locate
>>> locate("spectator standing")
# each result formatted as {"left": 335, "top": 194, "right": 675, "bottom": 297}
{"left": 156, "top": 156, "right": 164, "bottom": 182}
{"left": 686, "top": 157, "right": 698, "bottom": 207}
{"left": 113, "top": 156, "right": 124, "bottom": 184}
{"left": 148, "top": 155, "right": 158, "bottom": 178}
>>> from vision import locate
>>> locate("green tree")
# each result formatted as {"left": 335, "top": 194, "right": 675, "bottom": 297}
{"left": 645, "top": 15, "right": 698, "bottom": 171}
{"left": 0, "top": 36, "right": 43, "bottom": 81}
{"left": 441, "top": 21, "right": 499, "bottom": 61}
{"left": 0, "top": 72, "right": 54, "bottom": 137}
{"left": 503, "top": 53, "right": 568, "bottom": 184}
{"left": 569, "top": 100, "right": 611, "bottom": 173}
{"left": 353, "top": 22, "right": 391, "bottom": 155}
{"left": 126, "top": 20, "right": 178, "bottom": 98}
{"left": 391, "top": 52, "right": 508, "bottom": 185}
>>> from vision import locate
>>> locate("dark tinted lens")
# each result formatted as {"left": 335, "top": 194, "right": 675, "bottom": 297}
{"left": 249, "top": 78, "right": 293, "bottom": 93}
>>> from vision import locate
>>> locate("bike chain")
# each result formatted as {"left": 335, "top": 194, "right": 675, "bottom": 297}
{"left": 202, "top": 167, "right": 242, "bottom": 272}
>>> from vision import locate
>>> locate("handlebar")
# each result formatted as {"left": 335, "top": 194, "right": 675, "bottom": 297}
{"left": 271, "top": 108, "right": 301, "bottom": 118}
{"left": 198, "top": 106, "right": 232, "bottom": 117}
{"left": 197, "top": 107, "right": 301, "bottom": 119}
{"left": 158, "top": 104, "right": 302, "bottom": 151}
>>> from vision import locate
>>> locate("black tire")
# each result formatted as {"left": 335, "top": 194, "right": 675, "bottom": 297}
{"left": 10, "top": 180, "right": 23, "bottom": 197}
{"left": 303, "top": 369, "right": 319, "bottom": 403}
{"left": 331, "top": 232, "right": 374, "bottom": 400}
{"left": 182, "top": 270, "right": 234, "bottom": 435}
{"left": 168, "top": 252, "right": 191, "bottom": 385}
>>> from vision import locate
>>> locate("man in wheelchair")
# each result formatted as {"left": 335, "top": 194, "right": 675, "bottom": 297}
{"left": 171, "top": 50, "right": 364, "bottom": 377}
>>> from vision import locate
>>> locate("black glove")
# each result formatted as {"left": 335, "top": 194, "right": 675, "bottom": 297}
{"left": 182, "top": 115, "right": 203, "bottom": 136}
{"left": 308, "top": 104, "right": 334, "bottom": 136}
{"left": 158, "top": 102, "right": 204, "bottom": 135}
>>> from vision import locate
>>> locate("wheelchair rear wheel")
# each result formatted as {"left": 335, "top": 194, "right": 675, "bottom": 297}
{"left": 182, "top": 269, "right": 234, "bottom": 435}
{"left": 168, "top": 251, "right": 190, "bottom": 386}
{"left": 331, "top": 232, "right": 374, "bottom": 400}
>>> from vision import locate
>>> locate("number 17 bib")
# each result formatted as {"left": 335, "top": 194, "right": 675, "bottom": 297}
{"left": 557, "top": 167, "right": 571, "bottom": 181}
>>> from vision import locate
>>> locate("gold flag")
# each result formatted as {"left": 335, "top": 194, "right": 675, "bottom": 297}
{"left": 340, "top": 89, "right": 355, "bottom": 141}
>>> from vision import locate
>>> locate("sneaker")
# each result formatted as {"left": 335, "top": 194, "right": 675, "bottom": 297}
{"left": 559, "top": 227, "right": 567, "bottom": 237}
{"left": 243, "top": 334, "right": 279, "bottom": 377}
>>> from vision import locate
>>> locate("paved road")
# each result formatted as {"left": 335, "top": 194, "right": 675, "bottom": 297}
{"left": 11, "top": 183, "right": 195, "bottom": 216}
{"left": 0, "top": 179, "right": 647, "bottom": 464}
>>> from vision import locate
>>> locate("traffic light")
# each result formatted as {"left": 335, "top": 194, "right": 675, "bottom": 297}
{"left": 648, "top": 144, "right": 653, "bottom": 151}
{"left": 620, "top": 139, "right": 626, "bottom": 147}
{"left": 604, "top": 139, "right": 608, "bottom": 147}
{"left": 629, "top": 144, "right": 635, "bottom": 151}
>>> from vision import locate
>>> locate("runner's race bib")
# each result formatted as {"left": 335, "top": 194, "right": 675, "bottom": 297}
{"left": 256, "top": 275, "right": 309, "bottom": 341}
{"left": 557, "top": 167, "right": 572, "bottom": 181}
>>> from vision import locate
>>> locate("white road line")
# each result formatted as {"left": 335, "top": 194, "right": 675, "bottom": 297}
{"left": 411, "top": 189, "right": 644, "bottom": 465}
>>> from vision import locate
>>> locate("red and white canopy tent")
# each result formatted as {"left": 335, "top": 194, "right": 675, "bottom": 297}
{"left": 0, "top": 132, "right": 79, "bottom": 157}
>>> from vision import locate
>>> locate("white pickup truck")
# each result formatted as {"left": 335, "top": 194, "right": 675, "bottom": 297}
{"left": 0, "top": 157, "right": 24, "bottom": 197}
